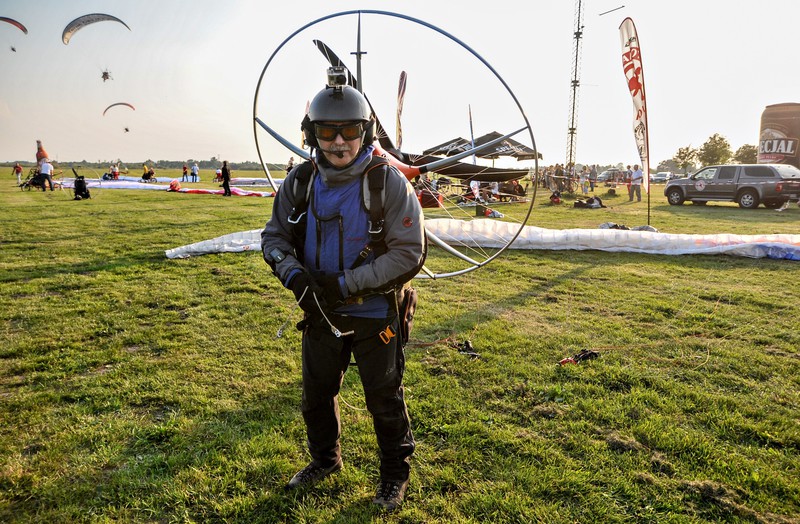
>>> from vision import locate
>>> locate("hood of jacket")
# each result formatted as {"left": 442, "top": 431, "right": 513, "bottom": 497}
{"left": 314, "top": 145, "right": 375, "bottom": 187}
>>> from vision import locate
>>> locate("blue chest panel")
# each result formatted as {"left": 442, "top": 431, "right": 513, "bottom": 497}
{"left": 304, "top": 176, "right": 371, "bottom": 273}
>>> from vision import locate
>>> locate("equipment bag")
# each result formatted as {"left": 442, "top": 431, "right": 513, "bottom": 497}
{"left": 397, "top": 286, "right": 418, "bottom": 346}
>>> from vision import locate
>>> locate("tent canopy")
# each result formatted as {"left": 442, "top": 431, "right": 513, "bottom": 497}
{"left": 422, "top": 131, "right": 541, "bottom": 160}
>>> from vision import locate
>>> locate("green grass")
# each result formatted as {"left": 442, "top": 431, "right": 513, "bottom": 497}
{"left": 2, "top": 174, "right": 799, "bottom": 523}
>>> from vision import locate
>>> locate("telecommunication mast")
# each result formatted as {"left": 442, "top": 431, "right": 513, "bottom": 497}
{"left": 566, "top": 0, "right": 585, "bottom": 168}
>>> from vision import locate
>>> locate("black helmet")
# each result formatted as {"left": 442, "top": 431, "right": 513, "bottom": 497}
{"left": 302, "top": 85, "right": 375, "bottom": 148}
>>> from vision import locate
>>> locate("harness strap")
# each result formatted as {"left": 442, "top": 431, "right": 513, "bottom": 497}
{"left": 289, "top": 155, "right": 391, "bottom": 269}
{"left": 287, "top": 160, "right": 315, "bottom": 263}
{"left": 287, "top": 160, "right": 315, "bottom": 225}
{"left": 365, "top": 157, "right": 389, "bottom": 258}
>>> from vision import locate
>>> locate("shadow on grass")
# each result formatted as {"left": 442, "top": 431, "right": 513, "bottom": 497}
{"left": 0, "top": 251, "right": 169, "bottom": 285}
{"left": 2, "top": 386, "right": 357, "bottom": 522}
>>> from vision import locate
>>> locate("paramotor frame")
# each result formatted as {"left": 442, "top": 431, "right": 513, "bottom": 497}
{"left": 252, "top": 10, "right": 539, "bottom": 279}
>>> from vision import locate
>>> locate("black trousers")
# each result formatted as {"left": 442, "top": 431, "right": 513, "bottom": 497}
{"left": 300, "top": 313, "right": 414, "bottom": 482}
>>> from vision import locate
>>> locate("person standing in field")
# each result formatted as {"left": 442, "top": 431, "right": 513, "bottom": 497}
{"left": 39, "top": 159, "right": 54, "bottom": 191}
{"left": 220, "top": 160, "right": 231, "bottom": 196}
{"left": 191, "top": 163, "right": 199, "bottom": 182}
{"left": 630, "top": 164, "right": 643, "bottom": 202}
{"left": 260, "top": 78, "right": 426, "bottom": 511}
{"left": 182, "top": 164, "right": 189, "bottom": 182}
{"left": 13, "top": 162, "right": 23, "bottom": 185}
{"left": 625, "top": 164, "right": 633, "bottom": 200}
{"left": 579, "top": 165, "right": 589, "bottom": 195}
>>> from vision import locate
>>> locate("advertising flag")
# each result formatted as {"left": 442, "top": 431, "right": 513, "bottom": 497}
{"left": 619, "top": 17, "right": 650, "bottom": 195}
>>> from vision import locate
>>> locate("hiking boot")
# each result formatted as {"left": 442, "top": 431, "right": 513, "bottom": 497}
{"left": 372, "top": 479, "right": 409, "bottom": 511}
{"left": 285, "top": 460, "right": 342, "bottom": 489}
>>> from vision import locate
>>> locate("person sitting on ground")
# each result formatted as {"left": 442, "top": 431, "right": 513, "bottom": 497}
{"left": 414, "top": 172, "right": 432, "bottom": 192}
{"left": 499, "top": 180, "right": 527, "bottom": 201}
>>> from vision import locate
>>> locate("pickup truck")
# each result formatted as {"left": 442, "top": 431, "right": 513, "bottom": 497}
{"left": 664, "top": 163, "right": 800, "bottom": 209}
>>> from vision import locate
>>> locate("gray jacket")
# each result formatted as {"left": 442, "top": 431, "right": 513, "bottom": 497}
{"left": 261, "top": 152, "right": 426, "bottom": 298}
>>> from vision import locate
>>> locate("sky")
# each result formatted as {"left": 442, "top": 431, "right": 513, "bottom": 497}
{"left": 2, "top": 0, "right": 799, "bottom": 169}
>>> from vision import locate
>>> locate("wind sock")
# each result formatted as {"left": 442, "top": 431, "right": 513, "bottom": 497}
{"left": 396, "top": 71, "right": 407, "bottom": 149}
{"left": 619, "top": 17, "right": 649, "bottom": 194}
{"left": 35, "top": 139, "right": 50, "bottom": 165}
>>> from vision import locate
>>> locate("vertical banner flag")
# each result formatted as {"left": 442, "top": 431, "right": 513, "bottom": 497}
{"left": 396, "top": 71, "right": 407, "bottom": 149}
{"left": 619, "top": 17, "right": 650, "bottom": 195}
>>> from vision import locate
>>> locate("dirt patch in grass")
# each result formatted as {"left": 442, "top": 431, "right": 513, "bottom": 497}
{"left": 681, "top": 479, "right": 799, "bottom": 524}
{"left": 606, "top": 432, "right": 645, "bottom": 453}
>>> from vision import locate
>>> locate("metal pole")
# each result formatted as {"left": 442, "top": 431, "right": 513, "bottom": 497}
{"left": 566, "top": 0, "right": 584, "bottom": 168}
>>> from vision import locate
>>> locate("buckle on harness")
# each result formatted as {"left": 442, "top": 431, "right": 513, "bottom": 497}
{"left": 368, "top": 219, "right": 384, "bottom": 235}
{"left": 379, "top": 325, "right": 396, "bottom": 344}
{"left": 288, "top": 210, "right": 306, "bottom": 225}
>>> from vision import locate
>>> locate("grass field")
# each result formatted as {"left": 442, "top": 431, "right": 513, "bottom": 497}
{"left": 2, "top": 170, "right": 799, "bottom": 523}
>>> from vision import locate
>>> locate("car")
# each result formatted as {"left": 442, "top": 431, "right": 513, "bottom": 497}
{"left": 597, "top": 169, "right": 624, "bottom": 186}
{"left": 649, "top": 172, "right": 671, "bottom": 183}
{"left": 663, "top": 163, "right": 800, "bottom": 208}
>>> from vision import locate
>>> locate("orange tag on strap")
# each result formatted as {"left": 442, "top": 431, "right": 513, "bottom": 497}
{"left": 379, "top": 326, "right": 396, "bottom": 344}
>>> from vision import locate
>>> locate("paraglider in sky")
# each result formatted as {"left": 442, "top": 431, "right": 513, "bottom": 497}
{"left": 102, "top": 102, "right": 135, "bottom": 116}
{"left": 0, "top": 16, "right": 28, "bottom": 34}
{"left": 62, "top": 13, "right": 130, "bottom": 45}
{"left": 101, "top": 70, "right": 112, "bottom": 82}
{"left": 2, "top": 16, "right": 27, "bottom": 52}
{"left": 124, "top": 127, "right": 130, "bottom": 133}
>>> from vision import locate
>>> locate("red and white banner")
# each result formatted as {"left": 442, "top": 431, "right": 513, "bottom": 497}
{"left": 619, "top": 17, "right": 650, "bottom": 194}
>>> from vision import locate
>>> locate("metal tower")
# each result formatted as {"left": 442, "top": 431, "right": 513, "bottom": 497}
{"left": 566, "top": 0, "right": 585, "bottom": 167}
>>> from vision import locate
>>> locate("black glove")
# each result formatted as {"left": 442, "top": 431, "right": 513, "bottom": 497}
{"left": 318, "top": 274, "right": 345, "bottom": 307}
{"left": 289, "top": 271, "right": 325, "bottom": 313}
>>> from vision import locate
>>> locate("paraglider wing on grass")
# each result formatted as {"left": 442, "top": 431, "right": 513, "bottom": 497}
{"left": 166, "top": 223, "right": 800, "bottom": 262}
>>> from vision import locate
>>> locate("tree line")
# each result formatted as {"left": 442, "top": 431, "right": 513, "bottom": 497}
{"left": 661, "top": 134, "right": 757, "bottom": 174}
{"left": 2, "top": 157, "right": 286, "bottom": 172}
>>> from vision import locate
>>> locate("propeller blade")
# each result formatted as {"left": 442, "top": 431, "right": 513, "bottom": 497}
{"left": 397, "top": 71, "right": 407, "bottom": 149}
